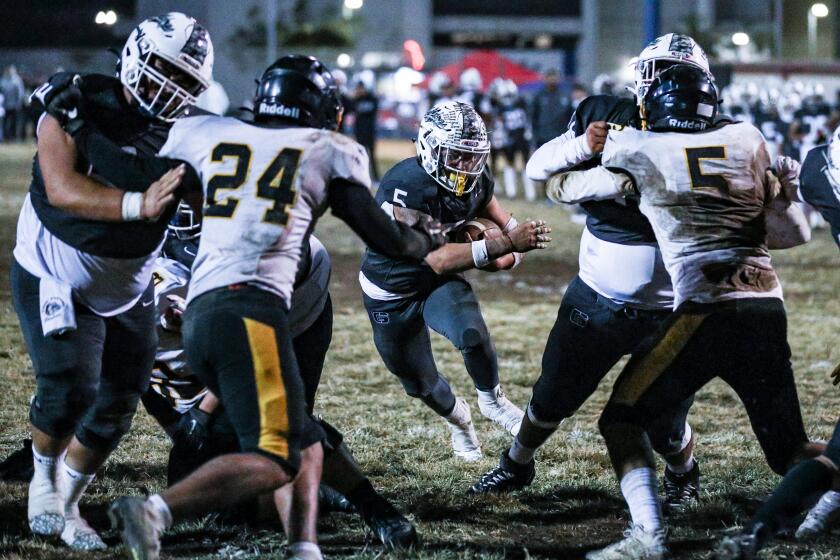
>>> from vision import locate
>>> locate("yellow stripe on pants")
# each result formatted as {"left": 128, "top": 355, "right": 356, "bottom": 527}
{"left": 612, "top": 312, "right": 709, "bottom": 407}
{"left": 243, "top": 317, "right": 290, "bottom": 459}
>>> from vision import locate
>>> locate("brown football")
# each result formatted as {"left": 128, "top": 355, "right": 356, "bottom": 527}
{"left": 452, "top": 217, "right": 502, "bottom": 243}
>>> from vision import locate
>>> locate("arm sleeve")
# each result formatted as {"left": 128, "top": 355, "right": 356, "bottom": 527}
{"left": 800, "top": 154, "right": 840, "bottom": 249}
{"left": 525, "top": 128, "right": 593, "bottom": 181}
{"left": 545, "top": 166, "right": 634, "bottom": 204}
{"left": 71, "top": 124, "right": 202, "bottom": 194}
{"left": 328, "top": 178, "right": 432, "bottom": 260}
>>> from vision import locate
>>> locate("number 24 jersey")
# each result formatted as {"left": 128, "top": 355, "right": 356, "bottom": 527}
{"left": 159, "top": 116, "right": 369, "bottom": 307}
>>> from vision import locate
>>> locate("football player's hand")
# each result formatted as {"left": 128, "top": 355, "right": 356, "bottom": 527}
{"left": 412, "top": 213, "right": 447, "bottom": 250}
{"left": 32, "top": 73, "right": 84, "bottom": 127}
{"left": 831, "top": 361, "right": 840, "bottom": 386}
{"left": 161, "top": 295, "right": 186, "bottom": 331}
{"left": 142, "top": 165, "right": 185, "bottom": 221}
{"left": 773, "top": 155, "right": 802, "bottom": 202}
{"left": 505, "top": 219, "right": 552, "bottom": 252}
{"left": 585, "top": 121, "right": 609, "bottom": 154}
{"left": 172, "top": 407, "right": 211, "bottom": 453}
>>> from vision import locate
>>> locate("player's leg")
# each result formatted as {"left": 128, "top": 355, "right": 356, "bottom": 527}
{"left": 295, "top": 296, "right": 417, "bottom": 548}
{"left": 516, "top": 142, "right": 536, "bottom": 202}
{"left": 364, "top": 294, "right": 482, "bottom": 460}
{"left": 502, "top": 146, "right": 518, "bottom": 199}
{"left": 646, "top": 394, "right": 700, "bottom": 510}
{"left": 10, "top": 259, "right": 105, "bottom": 538}
{"left": 423, "top": 278, "right": 523, "bottom": 435}
{"left": 471, "top": 277, "right": 658, "bottom": 493}
{"left": 588, "top": 305, "right": 718, "bottom": 560}
{"left": 110, "top": 288, "right": 317, "bottom": 559}
{"left": 56, "top": 283, "right": 156, "bottom": 549}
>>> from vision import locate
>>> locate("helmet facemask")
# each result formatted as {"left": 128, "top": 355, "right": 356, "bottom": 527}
{"left": 168, "top": 201, "right": 201, "bottom": 240}
{"left": 427, "top": 135, "right": 489, "bottom": 196}
{"left": 125, "top": 51, "right": 207, "bottom": 121}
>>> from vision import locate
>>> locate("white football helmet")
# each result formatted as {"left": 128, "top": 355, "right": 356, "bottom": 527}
{"left": 460, "top": 67, "right": 483, "bottom": 92}
{"left": 634, "top": 33, "right": 710, "bottom": 104}
{"left": 416, "top": 101, "right": 491, "bottom": 196}
{"left": 120, "top": 12, "right": 213, "bottom": 121}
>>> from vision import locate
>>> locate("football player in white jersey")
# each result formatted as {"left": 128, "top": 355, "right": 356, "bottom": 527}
{"left": 14, "top": 13, "right": 211, "bottom": 550}
{"left": 545, "top": 64, "right": 819, "bottom": 559}
{"left": 96, "top": 55, "right": 443, "bottom": 560}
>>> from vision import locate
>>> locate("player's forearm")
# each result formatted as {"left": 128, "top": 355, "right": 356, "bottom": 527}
{"left": 545, "top": 166, "right": 632, "bottom": 204}
{"left": 71, "top": 124, "right": 182, "bottom": 192}
{"left": 329, "top": 179, "right": 433, "bottom": 261}
{"left": 525, "top": 129, "right": 593, "bottom": 181}
{"left": 766, "top": 198, "right": 811, "bottom": 249}
{"left": 425, "top": 236, "right": 514, "bottom": 274}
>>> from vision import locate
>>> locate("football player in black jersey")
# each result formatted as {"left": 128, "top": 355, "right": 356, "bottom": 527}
{"left": 360, "top": 101, "right": 552, "bottom": 462}
{"left": 13, "top": 12, "right": 210, "bottom": 550}
{"left": 798, "top": 126, "right": 840, "bottom": 249}
{"left": 470, "top": 34, "right": 711, "bottom": 504}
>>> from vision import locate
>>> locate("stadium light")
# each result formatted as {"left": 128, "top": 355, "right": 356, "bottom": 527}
{"left": 808, "top": 3, "right": 829, "bottom": 58}
{"left": 732, "top": 32, "right": 750, "bottom": 46}
{"left": 95, "top": 10, "right": 117, "bottom": 25}
{"left": 811, "top": 3, "right": 829, "bottom": 18}
{"left": 337, "top": 53, "right": 353, "bottom": 68}
{"left": 344, "top": 0, "right": 363, "bottom": 9}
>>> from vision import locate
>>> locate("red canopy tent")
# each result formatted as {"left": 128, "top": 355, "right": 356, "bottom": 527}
{"left": 423, "top": 50, "right": 544, "bottom": 91}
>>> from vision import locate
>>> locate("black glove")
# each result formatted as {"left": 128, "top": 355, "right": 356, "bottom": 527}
{"left": 171, "top": 407, "right": 212, "bottom": 453}
{"left": 30, "top": 72, "right": 84, "bottom": 130}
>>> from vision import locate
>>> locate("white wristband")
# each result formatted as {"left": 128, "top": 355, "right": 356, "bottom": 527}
{"left": 121, "top": 192, "right": 143, "bottom": 221}
{"left": 511, "top": 252, "right": 522, "bottom": 269}
{"left": 502, "top": 216, "right": 519, "bottom": 233}
{"left": 471, "top": 239, "right": 491, "bottom": 268}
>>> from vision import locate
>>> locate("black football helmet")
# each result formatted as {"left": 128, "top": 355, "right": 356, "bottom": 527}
{"left": 253, "top": 54, "right": 343, "bottom": 130}
{"left": 643, "top": 64, "right": 718, "bottom": 132}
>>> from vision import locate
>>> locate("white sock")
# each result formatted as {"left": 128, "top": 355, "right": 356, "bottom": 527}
{"left": 620, "top": 467, "right": 663, "bottom": 534}
{"left": 522, "top": 170, "right": 536, "bottom": 201}
{"left": 508, "top": 438, "right": 536, "bottom": 465}
{"left": 32, "top": 447, "right": 60, "bottom": 487}
{"left": 61, "top": 461, "right": 95, "bottom": 515}
{"left": 148, "top": 494, "right": 173, "bottom": 529}
{"left": 823, "top": 490, "right": 840, "bottom": 508}
{"left": 503, "top": 166, "right": 517, "bottom": 198}
{"left": 289, "top": 541, "right": 323, "bottom": 560}
{"left": 476, "top": 385, "right": 500, "bottom": 405}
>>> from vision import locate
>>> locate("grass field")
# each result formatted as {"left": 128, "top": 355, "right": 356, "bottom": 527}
{"left": 0, "top": 140, "right": 838, "bottom": 559}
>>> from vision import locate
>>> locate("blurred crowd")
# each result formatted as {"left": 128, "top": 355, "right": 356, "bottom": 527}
{"left": 0, "top": 65, "right": 48, "bottom": 143}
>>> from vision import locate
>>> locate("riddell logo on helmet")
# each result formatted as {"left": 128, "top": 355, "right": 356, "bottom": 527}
{"left": 258, "top": 102, "right": 300, "bottom": 119}
{"left": 668, "top": 118, "right": 706, "bottom": 130}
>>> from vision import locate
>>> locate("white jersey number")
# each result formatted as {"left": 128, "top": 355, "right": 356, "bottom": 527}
{"left": 206, "top": 142, "right": 302, "bottom": 226}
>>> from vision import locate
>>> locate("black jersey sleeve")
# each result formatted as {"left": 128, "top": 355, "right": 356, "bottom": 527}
{"left": 570, "top": 95, "right": 637, "bottom": 136}
{"left": 800, "top": 147, "right": 840, "bottom": 250}
{"left": 70, "top": 123, "right": 202, "bottom": 194}
{"left": 329, "top": 178, "right": 434, "bottom": 260}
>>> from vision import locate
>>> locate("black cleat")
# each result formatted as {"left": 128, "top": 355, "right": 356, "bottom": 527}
{"left": 714, "top": 522, "right": 771, "bottom": 560}
{"left": 663, "top": 460, "right": 700, "bottom": 511}
{"left": 361, "top": 496, "right": 418, "bottom": 550}
{"left": 318, "top": 484, "right": 357, "bottom": 515}
{"left": 468, "top": 450, "right": 535, "bottom": 495}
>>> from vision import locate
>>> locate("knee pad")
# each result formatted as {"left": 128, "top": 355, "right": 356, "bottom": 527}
{"left": 458, "top": 326, "right": 489, "bottom": 351}
{"left": 30, "top": 370, "right": 97, "bottom": 438}
{"left": 75, "top": 391, "right": 142, "bottom": 452}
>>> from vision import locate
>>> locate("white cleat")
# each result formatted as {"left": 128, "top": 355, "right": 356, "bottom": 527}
{"left": 477, "top": 385, "right": 524, "bottom": 436}
{"left": 796, "top": 490, "right": 840, "bottom": 539}
{"left": 62, "top": 511, "right": 106, "bottom": 550}
{"left": 586, "top": 525, "right": 668, "bottom": 560}
{"left": 445, "top": 398, "right": 483, "bottom": 462}
{"left": 28, "top": 464, "right": 65, "bottom": 536}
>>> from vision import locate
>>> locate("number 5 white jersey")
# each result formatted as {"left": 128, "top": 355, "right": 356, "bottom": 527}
{"left": 158, "top": 115, "right": 370, "bottom": 306}
{"left": 602, "top": 121, "right": 782, "bottom": 307}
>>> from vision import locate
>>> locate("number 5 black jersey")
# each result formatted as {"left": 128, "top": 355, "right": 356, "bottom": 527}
{"left": 158, "top": 116, "right": 370, "bottom": 307}
{"left": 360, "top": 157, "right": 494, "bottom": 297}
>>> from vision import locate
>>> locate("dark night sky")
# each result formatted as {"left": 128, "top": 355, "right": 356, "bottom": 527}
{"left": 0, "top": 0, "right": 136, "bottom": 48}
